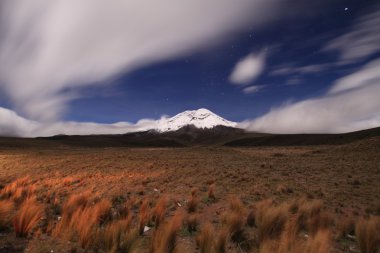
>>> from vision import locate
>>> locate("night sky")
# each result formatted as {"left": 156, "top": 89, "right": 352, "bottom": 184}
{"left": 0, "top": 0, "right": 379, "bottom": 136}
{"left": 65, "top": 0, "right": 377, "bottom": 123}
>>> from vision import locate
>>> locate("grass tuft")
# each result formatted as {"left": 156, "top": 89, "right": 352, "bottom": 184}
{"left": 355, "top": 216, "right": 380, "bottom": 253}
{"left": 13, "top": 197, "right": 44, "bottom": 237}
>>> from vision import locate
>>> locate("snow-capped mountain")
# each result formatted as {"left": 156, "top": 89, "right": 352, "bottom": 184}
{"left": 155, "top": 108, "right": 237, "bottom": 132}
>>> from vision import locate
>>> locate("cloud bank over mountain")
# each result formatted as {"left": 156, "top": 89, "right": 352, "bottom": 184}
{"left": 240, "top": 59, "right": 380, "bottom": 133}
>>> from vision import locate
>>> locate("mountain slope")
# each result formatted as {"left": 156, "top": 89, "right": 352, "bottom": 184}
{"left": 155, "top": 108, "right": 237, "bottom": 132}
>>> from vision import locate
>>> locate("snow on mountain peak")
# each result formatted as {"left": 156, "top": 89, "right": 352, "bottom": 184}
{"left": 155, "top": 108, "right": 237, "bottom": 132}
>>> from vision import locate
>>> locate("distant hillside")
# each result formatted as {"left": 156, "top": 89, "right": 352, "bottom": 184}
{"left": 0, "top": 126, "right": 379, "bottom": 149}
{"left": 224, "top": 127, "right": 380, "bottom": 147}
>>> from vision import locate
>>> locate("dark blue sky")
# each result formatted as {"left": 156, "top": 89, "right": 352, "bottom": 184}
{"left": 0, "top": 0, "right": 377, "bottom": 124}
{"left": 63, "top": 0, "right": 376, "bottom": 123}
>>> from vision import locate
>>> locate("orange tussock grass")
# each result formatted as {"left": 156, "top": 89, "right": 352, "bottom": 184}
{"left": 139, "top": 198, "right": 150, "bottom": 235}
{"left": 259, "top": 208, "right": 332, "bottom": 253}
{"left": 93, "top": 199, "right": 112, "bottom": 224}
{"left": 187, "top": 195, "right": 199, "bottom": 213}
{"left": 225, "top": 212, "right": 245, "bottom": 242}
{"left": 197, "top": 222, "right": 215, "bottom": 253}
{"left": 224, "top": 196, "right": 246, "bottom": 242}
{"left": 152, "top": 197, "right": 167, "bottom": 228}
{"left": 208, "top": 184, "right": 216, "bottom": 200}
{"left": 295, "top": 199, "right": 330, "bottom": 235}
{"left": 0, "top": 199, "right": 14, "bottom": 229}
{"left": 62, "top": 191, "right": 92, "bottom": 218}
{"left": 229, "top": 196, "right": 245, "bottom": 214}
{"left": 197, "top": 222, "right": 228, "bottom": 253}
{"left": 355, "top": 216, "right": 380, "bottom": 253}
{"left": 150, "top": 211, "right": 184, "bottom": 253}
{"left": 68, "top": 207, "right": 97, "bottom": 248}
{"left": 53, "top": 192, "right": 92, "bottom": 236}
{"left": 259, "top": 229, "right": 331, "bottom": 253}
{"left": 1, "top": 178, "right": 36, "bottom": 203}
{"left": 247, "top": 207, "right": 256, "bottom": 227}
{"left": 60, "top": 200, "right": 111, "bottom": 248}
{"left": 62, "top": 177, "right": 76, "bottom": 186}
{"left": 13, "top": 197, "right": 44, "bottom": 237}
{"left": 303, "top": 229, "right": 331, "bottom": 253}
{"left": 186, "top": 214, "right": 198, "bottom": 232}
{"left": 191, "top": 187, "right": 198, "bottom": 197}
{"left": 255, "top": 200, "right": 287, "bottom": 243}
{"left": 0, "top": 177, "right": 30, "bottom": 198}
{"left": 102, "top": 214, "right": 135, "bottom": 253}
{"left": 214, "top": 228, "right": 228, "bottom": 253}
{"left": 336, "top": 215, "right": 355, "bottom": 239}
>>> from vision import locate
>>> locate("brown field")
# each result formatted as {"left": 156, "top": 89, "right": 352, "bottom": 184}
{"left": 0, "top": 135, "right": 379, "bottom": 252}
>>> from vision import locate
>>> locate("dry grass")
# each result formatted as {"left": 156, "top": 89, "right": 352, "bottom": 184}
{"left": 102, "top": 215, "right": 136, "bottom": 253}
{"left": 139, "top": 198, "right": 150, "bottom": 235}
{"left": 336, "top": 215, "right": 355, "bottom": 239}
{"left": 355, "top": 216, "right": 380, "bottom": 253}
{"left": 54, "top": 196, "right": 112, "bottom": 248}
{"left": 208, "top": 184, "right": 216, "bottom": 200}
{"left": 214, "top": 228, "right": 228, "bottom": 253}
{"left": 197, "top": 222, "right": 215, "bottom": 253}
{"left": 197, "top": 223, "right": 227, "bottom": 253}
{"left": 152, "top": 197, "right": 167, "bottom": 228}
{"left": 93, "top": 198, "right": 112, "bottom": 224}
{"left": 187, "top": 195, "right": 199, "bottom": 213}
{"left": 13, "top": 197, "right": 44, "bottom": 237}
{"left": 186, "top": 214, "right": 198, "bottom": 232}
{"left": 0, "top": 199, "right": 14, "bottom": 229}
{"left": 150, "top": 211, "right": 183, "bottom": 253}
{"left": 0, "top": 143, "right": 378, "bottom": 253}
{"left": 255, "top": 200, "right": 287, "bottom": 243}
{"left": 0, "top": 177, "right": 30, "bottom": 198}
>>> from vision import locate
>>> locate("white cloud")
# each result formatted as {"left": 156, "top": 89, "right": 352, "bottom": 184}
{"left": 271, "top": 63, "right": 333, "bottom": 76}
{"left": 0, "top": 107, "right": 157, "bottom": 137}
{"left": 229, "top": 51, "right": 266, "bottom": 85}
{"left": 243, "top": 85, "right": 264, "bottom": 94}
{"left": 323, "top": 5, "right": 380, "bottom": 61}
{"left": 240, "top": 58, "right": 380, "bottom": 133}
{"left": 0, "top": 0, "right": 287, "bottom": 121}
{"left": 0, "top": 107, "right": 39, "bottom": 137}
{"left": 329, "top": 59, "right": 380, "bottom": 94}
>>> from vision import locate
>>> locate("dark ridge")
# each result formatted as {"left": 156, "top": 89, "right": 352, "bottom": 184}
{"left": 0, "top": 126, "right": 379, "bottom": 149}
{"left": 224, "top": 126, "right": 380, "bottom": 147}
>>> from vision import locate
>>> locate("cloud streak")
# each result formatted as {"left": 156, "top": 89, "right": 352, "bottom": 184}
{"left": 0, "top": 107, "right": 157, "bottom": 137}
{"left": 323, "top": 4, "right": 380, "bottom": 62}
{"left": 243, "top": 85, "right": 264, "bottom": 94}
